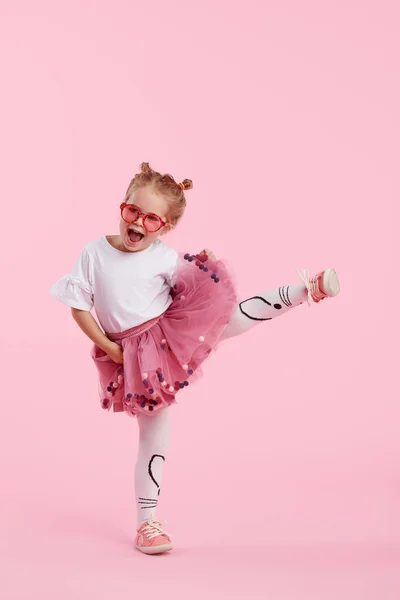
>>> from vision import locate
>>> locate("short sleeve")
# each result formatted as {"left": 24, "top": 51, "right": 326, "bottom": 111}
{"left": 50, "top": 247, "right": 94, "bottom": 311}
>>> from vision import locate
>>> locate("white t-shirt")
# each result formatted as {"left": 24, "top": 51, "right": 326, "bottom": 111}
{"left": 50, "top": 236, "right": 179, "bottom": 334}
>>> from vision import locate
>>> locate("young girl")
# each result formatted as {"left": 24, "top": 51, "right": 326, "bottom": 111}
{"left": 50, "top": 162, "right": 340, "bottom": 555}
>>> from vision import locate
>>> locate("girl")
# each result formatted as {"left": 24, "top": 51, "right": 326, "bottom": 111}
{"left": 50, "top": 162, "right": 340, "bottom": 555}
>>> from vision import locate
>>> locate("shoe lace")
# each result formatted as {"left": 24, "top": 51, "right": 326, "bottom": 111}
{"left": 296, "top": 269, "right": 325, "bottom": 306}
{"left": 142, "top": 519, "right": 170, "bottom": 541}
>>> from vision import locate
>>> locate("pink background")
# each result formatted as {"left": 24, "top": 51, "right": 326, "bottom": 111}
{"left": 0, "top": 1, "right": 399, "bottom": 598}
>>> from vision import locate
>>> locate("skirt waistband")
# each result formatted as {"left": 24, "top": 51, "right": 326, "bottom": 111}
{"left": 107, "top": 314, "right": 164, "bottom": 342}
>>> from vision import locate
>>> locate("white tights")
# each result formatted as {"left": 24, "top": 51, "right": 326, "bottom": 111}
{"left": 134, "top": 282, "right": 307, "bottom": 526}
{"left": 135, "top": 407, "right": 171, "bottom": 525}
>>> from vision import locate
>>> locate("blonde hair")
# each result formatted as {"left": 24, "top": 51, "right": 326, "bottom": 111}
{"left": 124, "top": 162, "right": 193, "bottom": 225}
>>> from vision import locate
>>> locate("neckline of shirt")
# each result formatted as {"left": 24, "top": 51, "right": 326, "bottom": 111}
{"left": 101, "top": 235, "right": 155, "bottom": 257}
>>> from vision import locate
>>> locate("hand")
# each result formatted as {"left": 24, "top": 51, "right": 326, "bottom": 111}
{"left": 199, "top": 248, "right": 216, "bottom": 261}
{"left": 106, "top": 341, "right": 124, "bottom": 364}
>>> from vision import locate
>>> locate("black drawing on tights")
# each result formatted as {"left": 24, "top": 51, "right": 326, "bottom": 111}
{"left": 278, "top": 286, "right": 292, "bottom": 308}
{"left": 148, "top": 454, "right": 166, "bottom": 496}
{"left": 239, "top": 294, "right": 283, "bottom": 321}
{"left": 138, "top": 497, "right": 158, "bottom": 510}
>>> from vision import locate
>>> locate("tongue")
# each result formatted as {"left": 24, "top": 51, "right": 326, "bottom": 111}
{"left": 128, "top": 230, "right": 142, "bottom": 243}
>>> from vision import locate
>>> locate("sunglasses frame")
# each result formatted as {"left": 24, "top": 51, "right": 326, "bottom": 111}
{"left": 120, "top": 202, "right": 168, "bottom": 233}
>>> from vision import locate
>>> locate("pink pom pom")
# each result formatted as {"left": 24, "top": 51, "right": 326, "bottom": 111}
{"left": 183, "top": 364, "right": 189, "bottom": 371}
{"left": 169, "top": 386, "right": 174, "bottom": 392}
{"left": 142, "top": 373, "right": 148, "bottom": 380}
{"left": 162, "top": 381, "right": 167, "bottom": 387}
{"left": 161, "top": 339, "right": 166, "bottom": 345}
{"left": 199, "top": 336, "right": 205, "bottom": 342}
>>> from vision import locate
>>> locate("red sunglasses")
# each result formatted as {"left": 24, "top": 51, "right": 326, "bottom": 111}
{"left": 120, "top": 203, "right": 168, "bottom": 233}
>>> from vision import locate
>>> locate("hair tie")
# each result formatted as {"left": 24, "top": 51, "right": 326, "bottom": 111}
{"left": 178, "top": 182, "right": 185, "bottom": 191}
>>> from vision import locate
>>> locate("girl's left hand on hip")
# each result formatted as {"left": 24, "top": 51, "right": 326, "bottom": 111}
{"left": 200, "top": 248, "right": 216, "bottom": 261}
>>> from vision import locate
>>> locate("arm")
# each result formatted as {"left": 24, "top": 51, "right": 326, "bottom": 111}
{"left": 71, "top": 308, "right": 123, "bottom": 364}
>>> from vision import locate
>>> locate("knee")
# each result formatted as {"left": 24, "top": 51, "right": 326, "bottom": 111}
{"left": 138, "top": 413, "right": 171, "bottom": 455}
{"left": 139, "top": 430, "right": 170, "bottom": 456}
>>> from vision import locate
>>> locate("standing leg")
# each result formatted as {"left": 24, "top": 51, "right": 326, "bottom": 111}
{"left": 135, "top": 407, "right": 171, "bottom": 526}
{"left": 221, "top": 268, "right": 340, "bottom": 341}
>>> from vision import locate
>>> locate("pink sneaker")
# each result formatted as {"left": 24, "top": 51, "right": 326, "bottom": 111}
{"left": 297, "top": 268, "right": 340, "bottom": 306}
{"left": 135, "top": 519, "right": 173, "bottom": 555}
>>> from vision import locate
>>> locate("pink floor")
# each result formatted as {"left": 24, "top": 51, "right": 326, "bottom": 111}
{"left": 2, "top": 490, "right": 399, "bottom": 599}
{"left": 2, "top": 374, "right": 399, "bottom": 600}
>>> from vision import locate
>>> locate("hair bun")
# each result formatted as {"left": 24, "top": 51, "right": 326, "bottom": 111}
{"left": 140, "top": 162, "right": 152, "bottom": 173}
{"left": 180, "top": 178, "right": 193, "bottom": 191}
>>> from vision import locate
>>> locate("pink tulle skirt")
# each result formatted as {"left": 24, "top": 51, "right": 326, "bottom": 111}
{"left": 91, "top": 252, "right": 237, "bottom": 417}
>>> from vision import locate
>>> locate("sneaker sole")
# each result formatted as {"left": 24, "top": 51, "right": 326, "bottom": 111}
{"left": 136, "top": 543, "right": 173, "bottom": 555}
{"left": 322, "top": 268, "right": 340, "bottom": 297}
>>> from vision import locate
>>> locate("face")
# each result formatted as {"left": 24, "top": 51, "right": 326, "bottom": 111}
{"left": 118, "top": 186, "right": 172, "bottom": 253}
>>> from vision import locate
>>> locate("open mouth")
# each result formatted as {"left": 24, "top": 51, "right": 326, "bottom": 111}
{"left": 127, "top": 228, "right": 144, "bottom": 244}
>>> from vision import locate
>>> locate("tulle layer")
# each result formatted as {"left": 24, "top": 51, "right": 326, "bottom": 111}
{"left": 91, "top": 253, "right": 237, "bottom": 417}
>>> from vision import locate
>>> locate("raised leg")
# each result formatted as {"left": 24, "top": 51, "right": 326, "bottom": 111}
{"left": 221, "top": 283, "right": 307, "bottom": 340}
